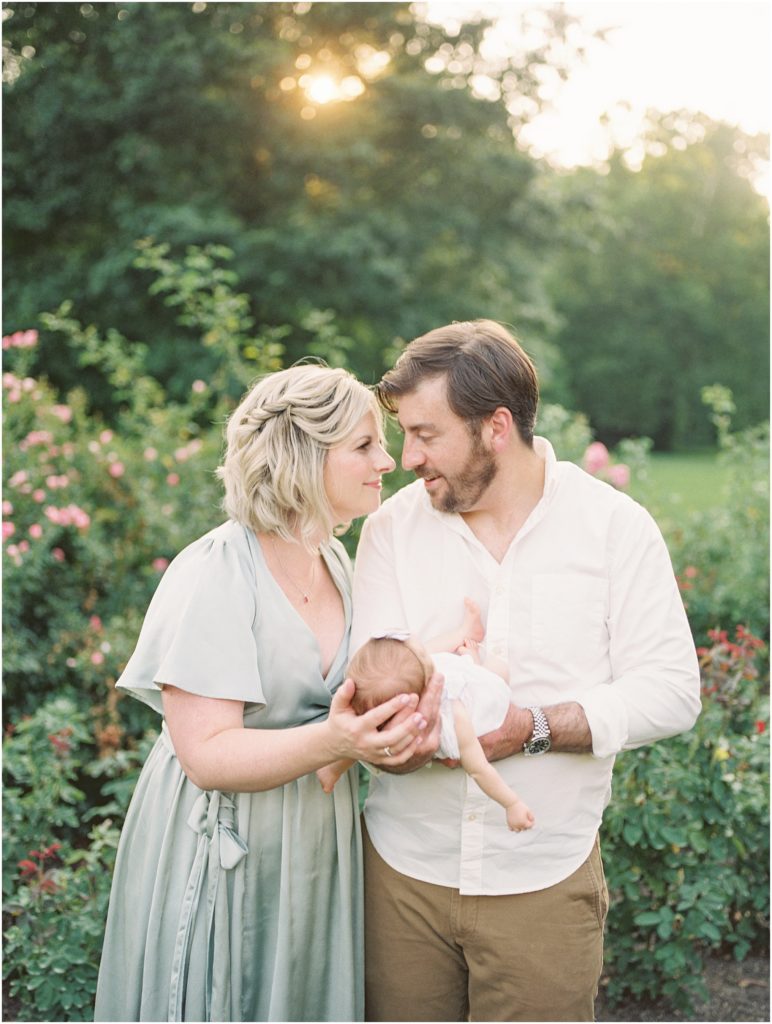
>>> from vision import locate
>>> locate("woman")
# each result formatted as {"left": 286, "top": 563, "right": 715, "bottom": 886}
{"left": 95, "top": 364, "right": 425, "bottom": 1022}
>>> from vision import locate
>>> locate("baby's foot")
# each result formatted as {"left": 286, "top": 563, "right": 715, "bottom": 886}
{"left": 316, "top": 765, "right": 342, "bottom": 794}
{"left": 461, "top": 597, "right": 485, "bottom": 644}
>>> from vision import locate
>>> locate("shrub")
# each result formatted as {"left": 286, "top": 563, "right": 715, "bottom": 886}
{"left": 656, "top": 388, "right": 770, "bottom": 643}
{"left": 3, "top": 249, "right": 769, "bottom": 1021}
{"left": 2, "top": 697, "right": 154, "bottom": 1021}
{"left": 601, "top": 625, "right": 769, "bottom": 1013}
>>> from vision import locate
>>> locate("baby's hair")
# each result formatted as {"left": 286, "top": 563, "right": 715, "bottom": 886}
{"left": 348, "top": 636, "right": 433, "bottom": 714}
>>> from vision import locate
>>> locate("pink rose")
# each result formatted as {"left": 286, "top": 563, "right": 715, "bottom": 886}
{"left": 192, "top": 380, "right": 207, "bottom": 393}
{"left": 108, "top": 462, "right": 125, "bottom": 478}
{"left": 52, "top": 548, "right": 66, "bottom": 562}
{"left": 144, "top": 447, "right": 158, "bottom": 461}
{"left": 3, "top": 521, "right": 15, "bottom": 541}
{"left": 607, "top": 463, "right": 631, "bottom": 489}
{"left": 29, "top": 524, "right": 43, "bottom": 539}
{"left": 2, "top": 330, "right": 38, "bottom": 349}
{"left": 68, "top": 505, "right": 91, "bottom": 529}
{"left": 583, "top": 442, "right": 610, "bottom": 476}
{"left": 90, "top": 651, "right": 105, "bottom": 666}
{"left": 166, "top": 473, "right": 180, "bottom": 487}
{"left": 51, "top": 405, "right": 73, "bottom": 423}
{"left": 152, "top": 557, "right": 170, "bottom": 573}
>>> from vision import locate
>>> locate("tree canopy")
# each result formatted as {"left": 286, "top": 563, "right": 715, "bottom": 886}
{"left": 3, "top": 1, "right": 769, "bottom": 446}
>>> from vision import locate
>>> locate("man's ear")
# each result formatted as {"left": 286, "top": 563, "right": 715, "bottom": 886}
{"left": 485, "top": 407, "right": 514, "bottom": 452}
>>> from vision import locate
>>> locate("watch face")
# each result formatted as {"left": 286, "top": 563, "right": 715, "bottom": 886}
{"left": 527, "top": 737, "right": 551, "bottom": 755}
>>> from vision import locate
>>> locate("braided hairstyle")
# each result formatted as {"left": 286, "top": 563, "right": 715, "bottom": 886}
{"left": 216, "top": 364, "right": 382, "bottom": 548}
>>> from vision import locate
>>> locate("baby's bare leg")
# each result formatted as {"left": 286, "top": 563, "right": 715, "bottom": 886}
{"left": 460, "top": 597, "right": 485, "bottom": 644}
{"left": 426, "top": 598, "right": 486, "bottom": 656}
{"left": 316, "top": 758, "right": 354, "bottom": 793}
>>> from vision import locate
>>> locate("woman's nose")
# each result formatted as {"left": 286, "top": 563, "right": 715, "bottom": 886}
{"left": 375, "top": 445, "right": 396, "bottom": 474}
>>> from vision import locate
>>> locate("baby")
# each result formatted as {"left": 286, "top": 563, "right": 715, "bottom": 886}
{"left": 317, "top": 600, "right": 535, "bottom": 832}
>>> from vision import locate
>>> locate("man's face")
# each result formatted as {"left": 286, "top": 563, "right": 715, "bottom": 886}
{"left": 396, "top": 376, "right": 496, "bottom": 514}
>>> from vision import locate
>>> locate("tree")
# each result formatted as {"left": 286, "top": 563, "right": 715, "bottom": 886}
{"left": 3, "top": 1, "right": 585, "bottom": 397}
{"left": 547, "top": 113, "right": 769, "bottom": 448}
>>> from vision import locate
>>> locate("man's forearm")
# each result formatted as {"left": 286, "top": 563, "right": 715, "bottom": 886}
{"left": 480, "top": 701, "right": 593, "bottom": 762}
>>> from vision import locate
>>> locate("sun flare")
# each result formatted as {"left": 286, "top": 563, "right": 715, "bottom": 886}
{"left": 303, "top": 74, "right": 338, "bottom": 105}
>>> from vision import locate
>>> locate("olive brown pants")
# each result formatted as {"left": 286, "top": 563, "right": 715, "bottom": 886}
{"left": 363, "top": 824, "right": 608, "bottom": 1022}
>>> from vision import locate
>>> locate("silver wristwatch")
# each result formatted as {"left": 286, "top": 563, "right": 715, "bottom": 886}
{"left": 523, "top": 706, "right": 551, "bottom": 756}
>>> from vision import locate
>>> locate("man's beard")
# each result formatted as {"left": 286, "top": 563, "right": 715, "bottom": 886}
{"left": 420, "top": 433, "right": 497, "bottom": 514}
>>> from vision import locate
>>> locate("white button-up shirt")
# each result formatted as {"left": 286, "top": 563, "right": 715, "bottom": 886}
{"left": 352, "top": 438, "right": 700, "bottom": 895}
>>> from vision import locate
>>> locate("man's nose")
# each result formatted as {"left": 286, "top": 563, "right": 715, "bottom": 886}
{"left": 401, "top": 439, "right": 424, "bottom": 471}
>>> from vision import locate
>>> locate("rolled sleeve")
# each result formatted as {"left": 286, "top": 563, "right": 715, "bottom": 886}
{"left": 579, "top": 504, "right": 701, "bottom": 758}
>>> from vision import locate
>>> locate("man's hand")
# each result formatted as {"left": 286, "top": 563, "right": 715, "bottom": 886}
{"left": 478, "top": 703, "right": 534, "bottom": 763}
{"left": 379, "top": 672, "right": 444, "bottom": 774}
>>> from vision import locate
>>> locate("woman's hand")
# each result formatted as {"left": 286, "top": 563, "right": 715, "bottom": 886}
{"left": 326, "top": 678, "right": 427, "bottom": 767}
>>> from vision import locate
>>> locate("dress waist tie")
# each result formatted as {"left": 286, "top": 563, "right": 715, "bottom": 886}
{"left": 161, "top": 727, "right": 249, "bottom": 1021}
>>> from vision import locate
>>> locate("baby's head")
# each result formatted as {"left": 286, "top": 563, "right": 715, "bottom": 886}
{"left": 348, "top": 635, "right": 434, "bottom": 714}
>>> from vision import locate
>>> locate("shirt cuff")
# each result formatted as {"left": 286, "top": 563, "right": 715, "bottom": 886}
{"left": 576, "top": 684, "right": 630, "bottom": 758}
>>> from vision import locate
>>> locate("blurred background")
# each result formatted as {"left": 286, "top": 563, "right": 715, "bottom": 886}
{"left": 2, "top": 3, "right": 769, "bottom": 1021}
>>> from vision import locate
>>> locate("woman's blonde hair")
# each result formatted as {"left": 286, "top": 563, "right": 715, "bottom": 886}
{"left": 217, "top": 363, "right": 382, "bottom": 546}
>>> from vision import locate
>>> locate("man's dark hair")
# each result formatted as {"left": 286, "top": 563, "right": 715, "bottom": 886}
{"left": 376, "top": 320, "right": 539, "bottom": 445}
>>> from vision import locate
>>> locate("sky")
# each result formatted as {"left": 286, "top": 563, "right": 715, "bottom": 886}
{"left": 423, "top": 1, "right": 770, "bottom": 177}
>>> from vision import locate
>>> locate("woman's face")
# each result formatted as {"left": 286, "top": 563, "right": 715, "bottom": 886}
{"left": 324, "top": 411, "right": 396, "bottom": 524}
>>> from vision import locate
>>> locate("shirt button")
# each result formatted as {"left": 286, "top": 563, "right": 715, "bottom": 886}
{"left": 467, "top": 814, "right": 477, "bottom": 821}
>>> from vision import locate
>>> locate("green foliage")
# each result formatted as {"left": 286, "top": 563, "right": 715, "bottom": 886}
{"left": 656, "top": 389, "right": 770, "bottom": 642}
{"left": 547, "top": 114, "right": 769, "bottom": 449}
{"left": 3, "top": 0, "right": 574, "bottom": 398}
{"left": 2, "top": 697, "right": 152, "bottom": 1022}
{"left": 535, "top": 402, "right": 593, "bottom": 463}
{"left": 601, "top": 626, "right": 769, "bottom": 1013}
{"left": 3, "top": 245, "right": 769, "bottom": 1020}
{"left": 2, "top": 244, "right": 294, "bottom": 722}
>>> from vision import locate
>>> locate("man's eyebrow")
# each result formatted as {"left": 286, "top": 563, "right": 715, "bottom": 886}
{"left": 397, "top": 420, "right": 436, "bottom": 434}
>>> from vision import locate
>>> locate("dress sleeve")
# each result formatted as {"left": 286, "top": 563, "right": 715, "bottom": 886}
{"left": 116, "top": 524, "right": 264, "bottom": 714}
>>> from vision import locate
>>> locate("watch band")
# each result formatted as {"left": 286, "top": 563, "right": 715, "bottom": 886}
{"left": 523, "top": 705, "right": 551, "bottom": 756}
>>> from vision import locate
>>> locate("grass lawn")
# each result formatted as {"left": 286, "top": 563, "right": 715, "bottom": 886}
{"left": 645, "top": 450, "right": 731, "bottom": 513}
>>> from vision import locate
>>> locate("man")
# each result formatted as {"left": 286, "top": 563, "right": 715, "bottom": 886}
{"left": 351, "top": 320, "right": 701, "bottom": 1022}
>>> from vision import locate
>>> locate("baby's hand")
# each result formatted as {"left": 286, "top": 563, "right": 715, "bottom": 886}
{"left": 506, "top": 800, "right": 535, "bottom": 833}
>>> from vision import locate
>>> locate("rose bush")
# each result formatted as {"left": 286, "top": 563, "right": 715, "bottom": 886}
{"left": 2, "top": 248, "right": 768, "bottom": 1019}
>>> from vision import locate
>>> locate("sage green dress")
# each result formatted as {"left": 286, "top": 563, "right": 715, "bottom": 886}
{"left": 94, "top": 521, "right": 363, "bottom": 1022}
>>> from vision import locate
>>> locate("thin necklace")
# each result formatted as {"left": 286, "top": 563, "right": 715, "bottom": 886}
{"left": 271, "top": 539, "right": 318, "bottom": 604}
